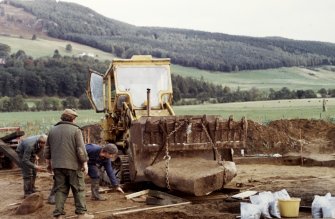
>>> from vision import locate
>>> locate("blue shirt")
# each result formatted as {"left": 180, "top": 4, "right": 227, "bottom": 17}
{"left": 85, "top": 143, "right": 119, "bottom": 186}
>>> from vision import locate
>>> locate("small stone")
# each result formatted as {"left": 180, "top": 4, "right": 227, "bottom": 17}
{"left": 16, "top": 192, "right": 44, "bottom": 215}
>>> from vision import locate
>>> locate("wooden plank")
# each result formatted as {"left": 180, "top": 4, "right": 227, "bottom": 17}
{"left": 7, "top": 202, "right": 21, "bottom": 207}
{"left": 148, "top": 190, "right": 187, "bottom": 203}
{"left": 95, "top": 206, "right": 139, "bottom": 214}
{"left": 112, "top": 202, "right": 191, "bottom": 216}
{"left": 231, "top": 190, "right": 258, "bottom": 199}
{"left": 145, "top": 192, "right": 186, "bottom": 205}
{"left": 0, "top": 131, "right": 24, "bottom": 143}
{"left": 65, "top": 206, "right": 140, "bottom": 218}
{"left": 0, "top": 143, "right": 21, "bottom": 167}
{"left": 131, "top": 196, "right": 147, "bottom": 202}
{"left": 125, "top": 189, "right": 150, "bottom": 200}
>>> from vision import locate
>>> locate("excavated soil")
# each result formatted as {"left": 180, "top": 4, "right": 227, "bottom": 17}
{"left": 246, "top": 119, "right": 335, "bottom": 154}
{"left": 82, "top": 118, "right": 335, "bottom": 155}
{"left": 0, "top": 119, "right": 335, "bottom": 219}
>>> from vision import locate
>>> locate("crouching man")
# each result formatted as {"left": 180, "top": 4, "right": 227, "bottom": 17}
{"left": 86, "top": 143, "right": 124, "bottom": 201}
{"left": 16, "top": 134, "right": 47, "bottom": 198}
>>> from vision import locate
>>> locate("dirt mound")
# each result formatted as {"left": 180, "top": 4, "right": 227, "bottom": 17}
{"left": 246, "top": 119, "right": 335, "bottom": 154}
{"left": 83, "top": 119, "right": 335, "bottom": 155}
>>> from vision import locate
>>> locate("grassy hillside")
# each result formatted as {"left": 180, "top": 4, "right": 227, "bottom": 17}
{"left": 1, "top": 34, "right": 334, "bottom": 92}
{"left": 172, "top": 65, "right": 335, "bottom": 91}
{"left": 4, "top": 0, "right": 335, "bottom": 73}
{"left": 0, "top": 35, "right": 114, "bottom": 61}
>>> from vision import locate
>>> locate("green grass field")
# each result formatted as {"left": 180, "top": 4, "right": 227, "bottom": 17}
{"left": 0, "top": 110, "right": 103, "bottom": 137}
{"left": 172, "top": 65, "right": 335, "bottom": 91}
{"left": 175, "top": 98, "right": 335, "bottom": 123}
{"left": 0, "top": 35, "right": 114, "bottom": 61}
{"left": 1, "top": 98, "right": 334, "bottom": 137}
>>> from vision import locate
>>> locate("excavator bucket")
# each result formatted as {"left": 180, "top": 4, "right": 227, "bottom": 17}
{"left": 127, "top": 115, "right": 247, "bottom": 195}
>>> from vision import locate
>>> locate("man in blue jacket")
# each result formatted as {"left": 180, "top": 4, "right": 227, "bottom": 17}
{"left": 86, "top": 143, "right": 124, "bottom": 201}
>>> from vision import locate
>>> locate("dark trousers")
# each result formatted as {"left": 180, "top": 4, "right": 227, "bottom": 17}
{"left": 20, "top": 160, "right": 37, "bottom": 179}
{"left": 20, "top": 160, "right": 37, "bottom": 197}
{"left": 53, "top": 168, "right": 87, "bottom": 216}
{"left": 88, "top": 164, "right": 100, "bottom": 180}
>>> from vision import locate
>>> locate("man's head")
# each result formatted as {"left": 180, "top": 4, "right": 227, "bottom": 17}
{"left": 38, "top": 134, "right": 47, "bottom": 148}
{"left": 100, "top": 143, "right": 118, "bottom": 160}
{"left": 61, "top": 108, "right": 78, "bottom": 122}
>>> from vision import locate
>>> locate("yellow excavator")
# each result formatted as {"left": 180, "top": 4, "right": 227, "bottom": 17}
{"left": 86, "top": 55, "right": 247, "bottom": 196}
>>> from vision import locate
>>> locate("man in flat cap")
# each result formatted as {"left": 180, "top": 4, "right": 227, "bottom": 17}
{"left": 16, "top": 134, "right": 47, "bottom": 198}
{"left": 45, "top": 109, "right": 94, "bottom": 219}
{"left": 85, "top": 143, "right": 124, "bottom": 201}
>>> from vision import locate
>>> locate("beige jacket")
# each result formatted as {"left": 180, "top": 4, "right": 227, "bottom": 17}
{"left": 45, "top": 121, "right": 88, "bottom": 170}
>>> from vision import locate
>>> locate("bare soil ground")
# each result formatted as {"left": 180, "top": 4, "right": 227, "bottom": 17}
{"left": 0, "top": 119, "right": 334, "bottom": 218}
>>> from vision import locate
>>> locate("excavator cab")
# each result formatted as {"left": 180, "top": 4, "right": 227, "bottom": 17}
{"left": 86, "top": 55, "right": 247, "bottom": 196}
{"left": 87, "top": 55, "right": 175, "bottom": 142}
{"left": 87, "top": 55, "right": 173, "bottom": 111}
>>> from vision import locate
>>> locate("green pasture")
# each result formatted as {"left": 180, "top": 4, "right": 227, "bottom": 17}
{"left": 0, "top": 35, "right": 114, "bottom": 61}
{"left": 175, "top": 98, "right": 335, "bottom": 123}
{"left": 172, "top": 65, "right": 335, "bottom": 91}
{"left": 0, "top": 110, "right": 103, "bottom": 137}
{"left": 1, "top": 98, "right": 334, "bottom": 137}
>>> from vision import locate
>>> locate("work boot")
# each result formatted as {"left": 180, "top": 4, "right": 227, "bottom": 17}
{"left": 53, "top": 215, "right": 64, "bottom": 219}
{"left": 23, "top": 178, "right": 33, "bottom": 198}
{"left": 77, "top": 213, "right": 94, "bottom": 219}
{"left": 31, "top": 177, "right": 39, "bottom": 192}
{"left": 48, "top": 194, "right": 55, "bottom": 204}
{"left": 91, "top": 179, "right": 106, "bottom": 201}
{"left": 48, "top": 179, "right": 56, "bottom": 204}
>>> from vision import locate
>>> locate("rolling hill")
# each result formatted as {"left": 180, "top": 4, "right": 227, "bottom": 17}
{"left": 0, "top": 0, "right": 334, "bottom": 102}
{"left": 1, "top": 0, "right": 335, "bottom": 73}
{"left": 1, "top": 34, "right": 335, "bottom": 92}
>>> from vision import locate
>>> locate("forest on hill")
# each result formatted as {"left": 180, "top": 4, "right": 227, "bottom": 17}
{"left": 0, "top": 43, "right": 334, "bottom": 112}
{"left": 3, "top": 0, "right": 335, "bottom": 72}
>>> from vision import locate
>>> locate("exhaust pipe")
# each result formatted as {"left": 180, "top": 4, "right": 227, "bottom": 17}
{"left": 147, "top": 88, "right": 151, "bottom": 116}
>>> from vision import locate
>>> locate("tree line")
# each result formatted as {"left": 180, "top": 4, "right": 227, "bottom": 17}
{"left": 5, "top": 0, "right": 335, "bottom": 72}
{"left": 0, "top": 95, "right": 91, "bottom": 112}
{"left": 0, "top": 47, "right": 334, "bottom": 112}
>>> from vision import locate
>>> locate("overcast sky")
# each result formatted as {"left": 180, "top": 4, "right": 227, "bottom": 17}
{"left": 62, "top": 0, "right": 335, "bottom": 43}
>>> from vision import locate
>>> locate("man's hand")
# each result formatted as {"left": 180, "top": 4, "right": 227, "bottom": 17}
{"left": 35, "top": 165, "right": 45, "bottom": 172}
{"left": 115, "top": 186, "right": 124, "bottom": 194}
{"left": 82, "top": 162, "right": 88, "bottom": 175}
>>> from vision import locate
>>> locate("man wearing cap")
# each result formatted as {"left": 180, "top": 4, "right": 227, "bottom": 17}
{"left": 16, "top": 134, "right": 47, "bottom": 198}
{"left": 86, "top": 143, "right": 124, "bottom": 201}
{"left": 45, "top": 109, "right": 94, "bottom": 219}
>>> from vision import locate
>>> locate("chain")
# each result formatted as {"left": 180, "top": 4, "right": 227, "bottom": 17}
{"left": 201, "top": 123, "right": 223, "bottom": 165}
{"left": 163, "top": 121, "right": 186, "bottom": 190}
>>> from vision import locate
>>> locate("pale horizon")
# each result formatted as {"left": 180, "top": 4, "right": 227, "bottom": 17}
{"left": 61, "top": 0, "right": 335, "bottom": 44}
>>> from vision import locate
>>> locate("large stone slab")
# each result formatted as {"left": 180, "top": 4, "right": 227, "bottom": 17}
{"left": 144, "top": 158, "right": 237, "bottom": 196}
